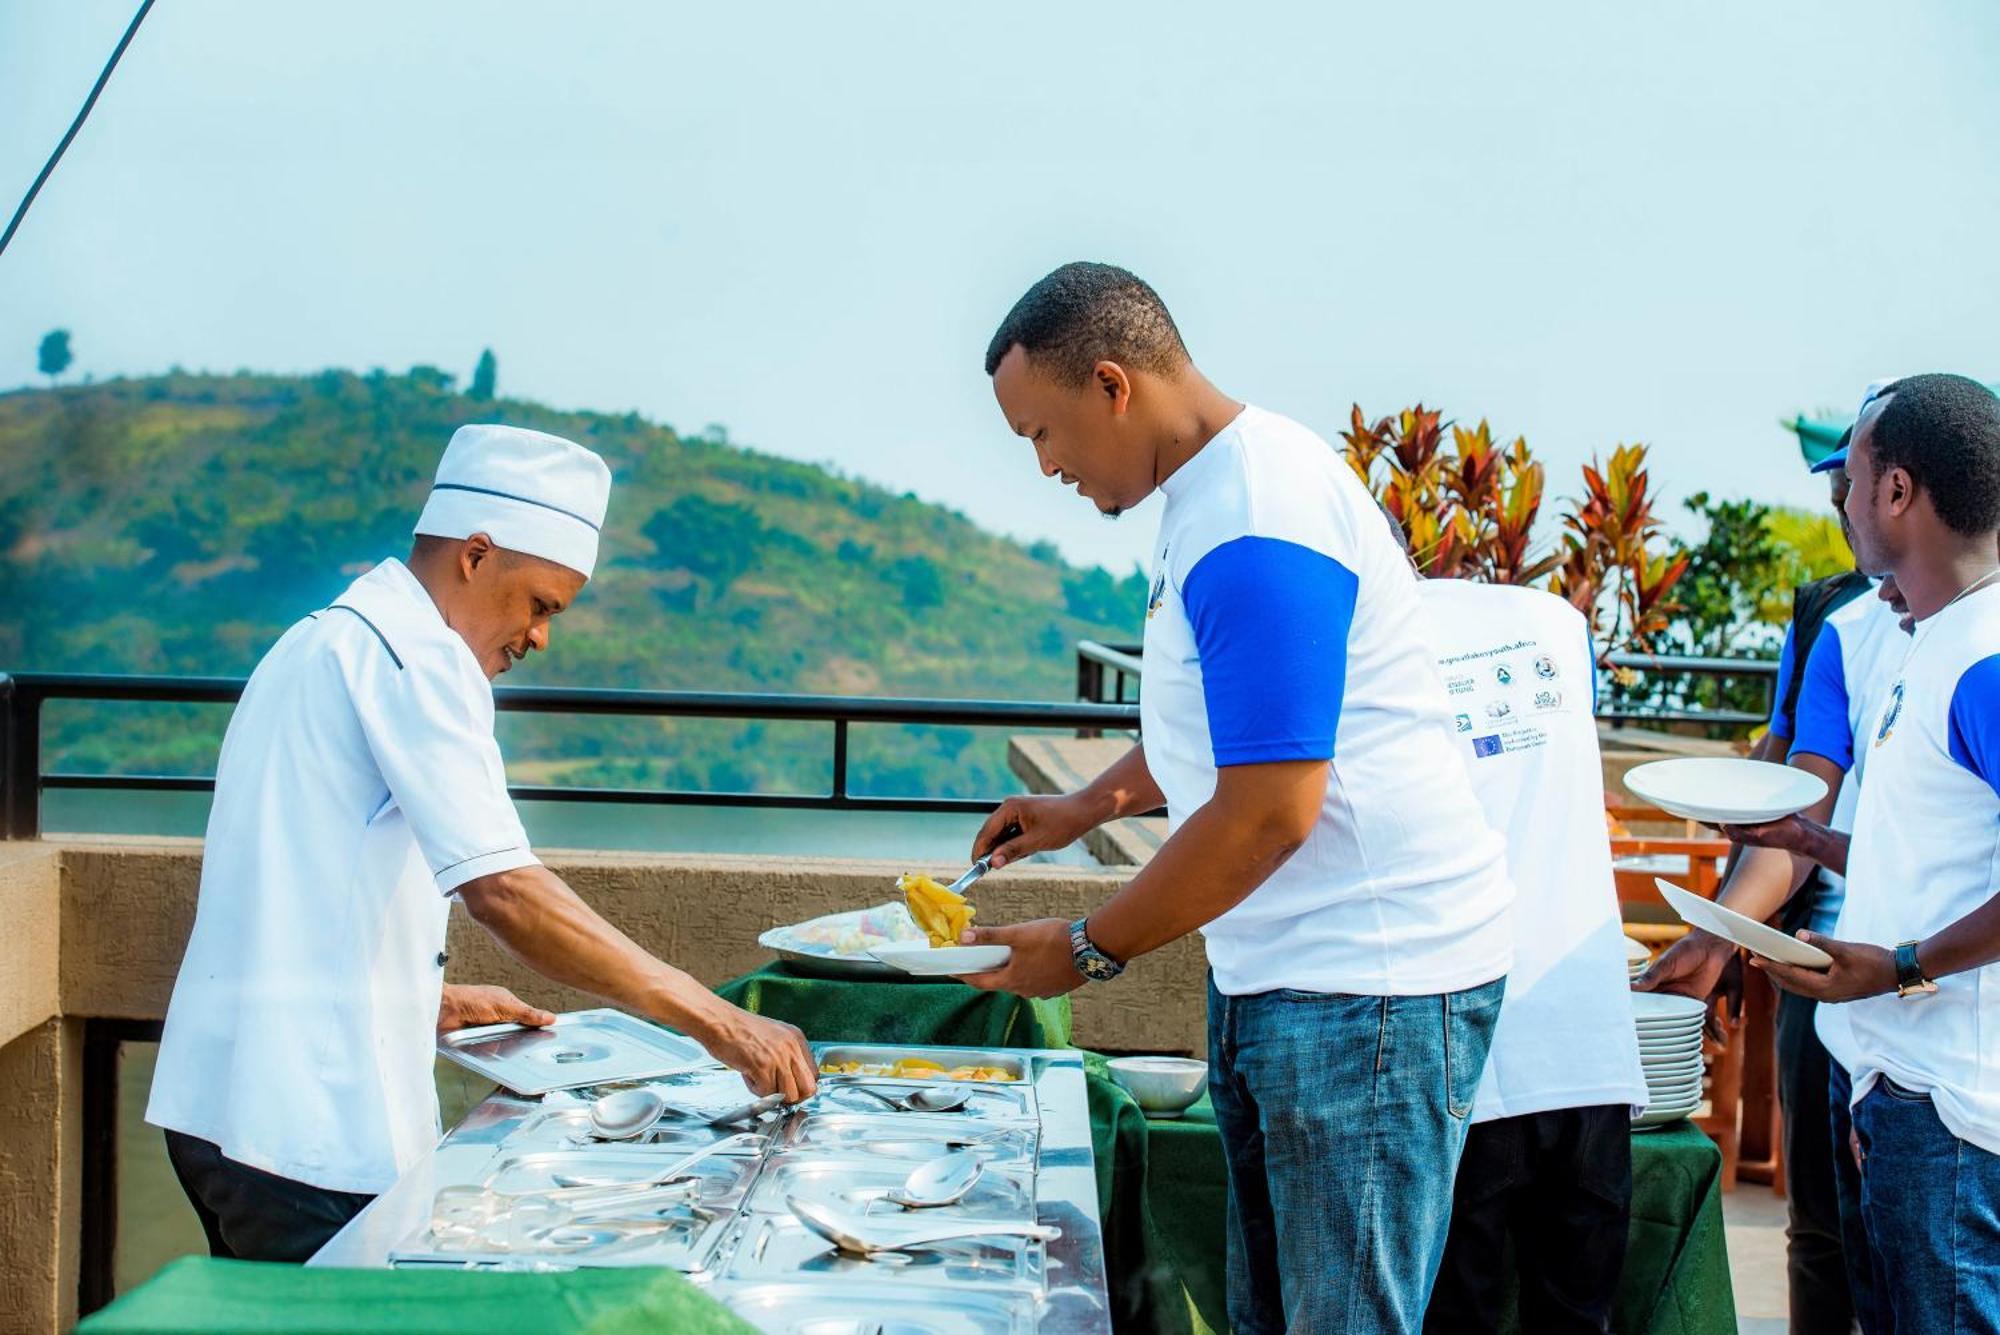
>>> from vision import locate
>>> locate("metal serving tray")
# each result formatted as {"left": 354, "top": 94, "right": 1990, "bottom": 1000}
{"left": 718, "top": 1213, "right": 1050, "bottom": 1295}
{"left": 718, "top": 1278, "right": 1039, "bottom": 1334}
{"left": 389, "top": 1196, "right": 734, "bottom": 1272}
{"left": 480, "top": 1145, "right": 764, "bottom": 1209}
{"left": 436, "top": 1008, "right": 713, "bottom": 1096}
{"left": 781, "top": 1114, "right": 1039, "bottom": 1170}
{"left": 743, "top": 1152, "right": 1037, "bottom": 1222}
{"left": 818, "top": 1044, "right": 1033, "bottom": 1085}
{"left": 500, "top": 1105, "right": 769, "bottom": 1155}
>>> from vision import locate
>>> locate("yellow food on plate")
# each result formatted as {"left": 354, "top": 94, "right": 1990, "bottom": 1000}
{"left": 900, "top": 871, "right": 975, "bottom": 948}
{"left": 816, "top": 1058, "right": 1021, "bottom": 1083}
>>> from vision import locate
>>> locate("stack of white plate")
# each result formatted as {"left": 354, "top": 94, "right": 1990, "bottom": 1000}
{"left": 1625, "top": 935, "right": 1652, "bottom": 982}
{"left": 1630, "top": 991, "right": 1706, "bottom": 1129}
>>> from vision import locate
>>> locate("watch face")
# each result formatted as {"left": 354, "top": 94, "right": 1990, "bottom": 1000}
{"left": 1079, "top": 953, "right": 1120, "bottom": 981}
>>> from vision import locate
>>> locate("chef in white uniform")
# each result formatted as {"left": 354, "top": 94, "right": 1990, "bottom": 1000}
{"left": 147, "top": 424, "right": 817, "bottom": 1262}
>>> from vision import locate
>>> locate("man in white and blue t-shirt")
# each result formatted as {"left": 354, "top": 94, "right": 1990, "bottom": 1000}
{"left": 961, "top": 263, "right": 1513, "bottom": 1332}
{"left": 1752, "top": 374, "right": 2000, "bottom": 1334}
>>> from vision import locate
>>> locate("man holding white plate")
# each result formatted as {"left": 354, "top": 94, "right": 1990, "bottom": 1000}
{"left": 961, "top": 262, "right": 1514, "bottom": 1333}
{"left": 1716, "top": 375, "right": 2000, "bottom": 1334}
{"left": 1639, "top": 418, "right": 1910, "bottom": 1334}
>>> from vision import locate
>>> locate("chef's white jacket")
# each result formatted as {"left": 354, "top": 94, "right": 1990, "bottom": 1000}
{"left": 147, "top": 558, "right": 540, "bottom": 1193}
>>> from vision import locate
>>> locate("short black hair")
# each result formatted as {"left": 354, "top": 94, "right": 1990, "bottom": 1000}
{"left": 983, "top": 262, "right": 1190, "bottom": 384}
{"left": 1864, "top": 373, "right": 2000, "bottom": 536}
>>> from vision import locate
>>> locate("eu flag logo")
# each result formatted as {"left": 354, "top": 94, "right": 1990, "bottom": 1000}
{"left": 1472, "top": 734, "right": 1504, "bottom": 758}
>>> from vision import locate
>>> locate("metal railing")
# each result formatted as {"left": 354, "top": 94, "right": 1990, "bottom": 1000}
{"left": 0, "top": 671, "right": 1142, "bottom": 840}
{"left": 1076, "top": 639, "right": 1780, "bottom": 729}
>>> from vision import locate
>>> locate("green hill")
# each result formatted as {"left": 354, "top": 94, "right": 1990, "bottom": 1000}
{"left": 0, "top": 369, "right": 1146, "bottom": 798}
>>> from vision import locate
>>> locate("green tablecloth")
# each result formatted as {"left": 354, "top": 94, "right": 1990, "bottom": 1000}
{"left": 77, "top": 1257, "right": 755, "bottom": 1335}
{"left": 1138, "top": 1094, "right": 1736, "bottom": 1335}
{"left": 714, "top": 961, "right": 1072, "bottom": 1050}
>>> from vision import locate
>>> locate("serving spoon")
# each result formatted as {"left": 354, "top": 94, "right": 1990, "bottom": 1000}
{"left": 843, "top": 1083, "right": 972, "bottom": 1114}
{"left": 787, "top": 1195, "right": 1059, "bottom": 1256}
{"left": 884, "top": 1151, "right": 983, "bottom": 1209}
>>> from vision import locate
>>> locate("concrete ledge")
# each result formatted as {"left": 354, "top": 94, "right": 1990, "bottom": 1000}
{"left": 32, "top": 838, "right": 1210, "bottom": 1057}
{"left": 0, "top": 843, "right": 62, "bottom": 1049}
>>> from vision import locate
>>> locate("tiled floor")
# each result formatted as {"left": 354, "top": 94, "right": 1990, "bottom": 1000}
{"left": 1724, "top": 1181, "right": 1790, "bottom": 1333}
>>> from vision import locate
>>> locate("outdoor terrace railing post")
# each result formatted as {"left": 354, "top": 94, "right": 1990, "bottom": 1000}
{"left": 830, "top": 719, "right": 849, "bottom": 801}
{"left": 0, "top": 673, "right": 44, "bottom": 840}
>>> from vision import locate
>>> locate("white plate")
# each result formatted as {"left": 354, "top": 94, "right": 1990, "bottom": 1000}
{"left": 1625, "top": 936, "right": 1652, "bottom": 964}
{"left": 1633, "top": 1101, "right": 1703, "bottom": 1128}
{"left": 1624, "top": 757, "right": 1828, "bottom": 825}
{"left": 1642, "top": 1057, "right": 1704, "bottom": 1077}
{"left": 868, "top": 944, "right": 1012, "bottom": 976}
{"left": 1656, "top": 881, "right": 1834, "bottom": 970}
{"left": 1629, "top": 992, "right": 1708, "bottom": 1024}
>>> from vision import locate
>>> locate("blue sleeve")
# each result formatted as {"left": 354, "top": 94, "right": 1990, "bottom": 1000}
{"left": 1587, "top": 631, "right": 1601, "bottom": 712}
{"left": 1947, "top": 653, "right": 2000, "bottom": 799}
{"left": 1768, "top": 623, "right": 1799, "bottom": 740}
{"left": 1181, "top": 536, "right": 1359, "bottom": 766}
{"left": 1788, "top": 624, "right": 1853, "bottom": 770}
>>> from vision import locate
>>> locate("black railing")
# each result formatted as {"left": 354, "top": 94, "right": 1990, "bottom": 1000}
{"left": 1076, "top": 639, "right": 1780, "bottom": 729}
{"left": 0, "top": 671, "right": 1142, "bottom": 840}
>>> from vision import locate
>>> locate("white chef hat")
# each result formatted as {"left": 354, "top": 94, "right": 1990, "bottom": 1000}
{"left": 413, "top": 425, "right": 612, "bottom": 578}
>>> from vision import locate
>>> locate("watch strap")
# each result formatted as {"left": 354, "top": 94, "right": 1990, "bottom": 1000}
{"left": 1894, "top": 940, "right": 1936, "bottom": 997}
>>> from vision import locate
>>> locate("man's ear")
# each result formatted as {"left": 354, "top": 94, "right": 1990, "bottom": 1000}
{"left": 1882, "top": 466, "right": 1915, "bottom": 520}
{"left": 1093, "top": 361, "right": 1132, "bottom": 415}
{"left": 460, "top": 533, "right": 497, "bottom": 580}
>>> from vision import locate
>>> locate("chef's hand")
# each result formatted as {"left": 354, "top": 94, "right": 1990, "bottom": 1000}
{"left": 973, "top": 797, "right": 1091, "bottom": 869}
{"left": 1752, "top": 933, "right": 1897, "bottom": 1003}
{"left": 699, "top": 1006, "right": 818, "bottom": 1104}
{"left": 955, "top": 919, "right": 1086, "bottom": 1000}
{"left": 436, "top": 983, "right": 556, "bottom": 1036}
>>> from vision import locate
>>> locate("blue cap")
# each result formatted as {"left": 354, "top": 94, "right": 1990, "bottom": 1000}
{"left": 1810, "top": 447, "right": 1848, "bottom": 475}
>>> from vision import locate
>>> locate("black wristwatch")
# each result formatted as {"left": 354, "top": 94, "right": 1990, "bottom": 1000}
{"left": 1894, "top": 940, "right": 1938, "bottom": 999}
{"left": 1070, "top": 918, "right": 1125, "bottom": 982}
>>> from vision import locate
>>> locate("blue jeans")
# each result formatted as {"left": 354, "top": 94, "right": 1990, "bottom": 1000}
{"left": 1207, "top": 972, "right": 1506, "bottom": 1334}
{"left": 1831, "top": 1062, "right": 2000, "bottom": 1334}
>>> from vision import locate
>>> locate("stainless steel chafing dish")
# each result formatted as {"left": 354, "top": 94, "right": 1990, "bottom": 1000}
{"left": 313, "top": 1034, "right": 1110, "bottom": 1333}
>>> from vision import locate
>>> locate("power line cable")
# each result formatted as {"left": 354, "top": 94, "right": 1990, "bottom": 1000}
{"left": 0, "top": 0, "right": 158, "bottom": 262}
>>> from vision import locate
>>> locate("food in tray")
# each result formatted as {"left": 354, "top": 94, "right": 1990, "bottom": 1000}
{"left": 900, "top": 872, "right": 975, "bottom": 948}
{"left": 818, "top": 1056, "right": 1020, "bottom": 1083}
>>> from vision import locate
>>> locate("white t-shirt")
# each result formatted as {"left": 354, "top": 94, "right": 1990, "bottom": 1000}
{"left": 1817, "top": 581, "right": 2000, "bottom": 1153}
{"left": 148, "top": 559, "right": 541, "bottom": 1193}
{"left": 1417, "top": 580, "right": 1648, "bottom": 1122}
{"left": 1140, "top": 405, "right": 1514, "bottom": 997}
{"left": 1786, "top": 587, "right": 1910, "bottom": 933}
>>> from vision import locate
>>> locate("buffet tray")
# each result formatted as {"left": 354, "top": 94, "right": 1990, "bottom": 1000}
{"left": 780, "top": 1114, "right": 1038, "bottom": 1170}
{"left": 436, "top": 1008, "right": 713, "bottom": 1095}
{"left": 818, "top": 1044, "right": 1033, "bottom": 1085}
{"left": 718, "top": 1279, "right": 1039, "bottom": 1334}
{"left": 743, "top": 1151, "right": 1037, "bottom": 1222}
{"left": 718, "top": 1212, "right": 1050, "bottom": 1294}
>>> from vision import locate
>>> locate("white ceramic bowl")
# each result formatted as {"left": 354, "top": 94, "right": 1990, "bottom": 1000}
{"left": 1107, "top": 1056, "right": 1209, "bottom": 1118}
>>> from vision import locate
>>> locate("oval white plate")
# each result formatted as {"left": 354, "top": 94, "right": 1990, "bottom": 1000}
{"left": 1624, "top": 758, "right": 1828, "bottom": 825}
{"left": 868, "top": 944, "right": 1012, "bottom": 976}
{"left": 1656, "top": 881, "right": 1835, "bottom": 970}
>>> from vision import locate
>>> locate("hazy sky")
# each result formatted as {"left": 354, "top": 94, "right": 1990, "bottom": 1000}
{"left": 4, "top": 1, "right": 1997, "bottom": 574}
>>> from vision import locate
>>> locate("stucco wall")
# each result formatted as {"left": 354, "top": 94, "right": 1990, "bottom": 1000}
{"left": 0, "top": 844, "right": 62, "bottom": 1050}
{"left": 52, "top": 838, "right": 1209, "bottom": 1056}
{"left": 0, "top": 1018, "right": 82, "bottom": 1335}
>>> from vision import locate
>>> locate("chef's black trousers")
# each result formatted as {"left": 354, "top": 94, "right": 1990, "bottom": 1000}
{"left": 165, "top": 1130, "right": 375, "bottom": 1263}
{"left": 1424, "top": 1103, "right": 1634, "bottom": 1335}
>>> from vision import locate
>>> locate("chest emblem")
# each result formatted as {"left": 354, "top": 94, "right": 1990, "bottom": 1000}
{"left": 1147, "top": 546, "right": 1170, "bottom": 621}
{"left": 1874, "top": 680, "right": 1905, "bottom": 748}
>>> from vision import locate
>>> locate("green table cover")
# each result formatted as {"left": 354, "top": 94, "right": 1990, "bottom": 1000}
{"left": 77, "top": 1257, "right": 756, "bottom": 1335}
{"left": 1139, "top": 1094, "right": 1735, "bottom": 1335}
{"left": 714, "top": 960, "right": 1073, "bottom": 1049}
